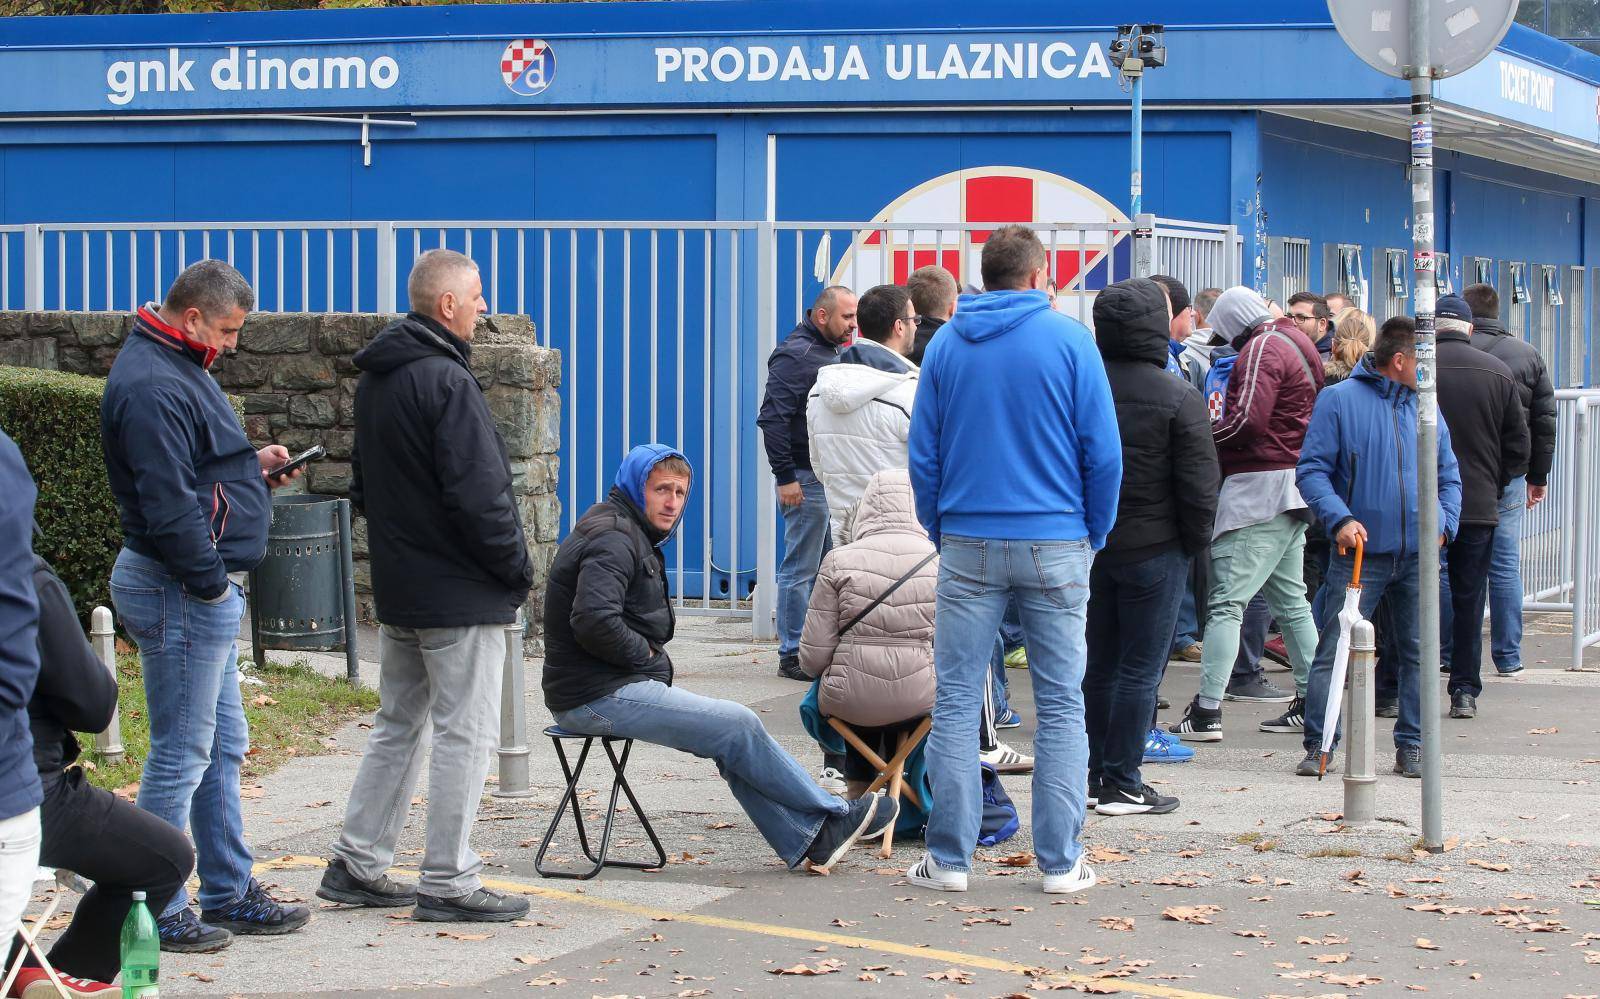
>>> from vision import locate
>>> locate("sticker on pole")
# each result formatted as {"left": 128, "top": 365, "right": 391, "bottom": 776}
{"left": 1411, "top": 121, "right": 1433, "bottom": 148}
{"left": 502, "top": 39, "right": 555, "bottom": 96}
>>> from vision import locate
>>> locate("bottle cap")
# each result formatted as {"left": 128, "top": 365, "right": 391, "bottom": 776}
{"left": 132, "top": 891, "right": 146, "bottom": 901}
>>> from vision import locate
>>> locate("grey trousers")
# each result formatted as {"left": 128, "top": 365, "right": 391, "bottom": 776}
{"left": 332, "top": 623, "right": 503, "bottom": 898}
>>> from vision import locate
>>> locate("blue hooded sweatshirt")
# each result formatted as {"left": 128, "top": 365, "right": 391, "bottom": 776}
{"left": 909, "top": 290, "right": 1122, "bottom": 548}
{"left": 1297, "top": 356, "right": 1462, "bottom": 558}
{"left": 613, "top": 443, "right": 690, "bottom": 546}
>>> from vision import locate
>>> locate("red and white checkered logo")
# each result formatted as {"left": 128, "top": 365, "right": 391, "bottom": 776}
{"left": 502, "top": 38, "right": 554, "bottom": 96}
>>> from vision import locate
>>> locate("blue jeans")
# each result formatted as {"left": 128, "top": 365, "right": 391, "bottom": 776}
{"left": 110, "top": 548, "right": 253, "bottom": 918}
{"left": 553, "top": 680, "right": 847, "bottom": 869}
{"left": 1170, "top": 583, "right": 1200, "bottom": 651}
{"left": 1488, "top": 477, "right": 1527, "bottom": 671}
{"left": 777, "top": 470, "right": 831, "bottom": 656}
{"left": 987, "top": 638, "right": 1013, "bottom": 719}
{"left": 926, "top": 536, "right": 1092, "bottom": 876}
{"left": 1231, "top": 592, "right": 1272, "bottom": 683}
{"left": 1085, "top": 550, "right": 1188, "bottom": 791}
{"left": 1303, "top": 551, "right": 1421, "bottom": 754}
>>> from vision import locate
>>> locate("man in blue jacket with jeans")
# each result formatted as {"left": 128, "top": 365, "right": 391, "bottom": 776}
{"left": 906, "top": 225, "right": 1122, "bottom": 895}
{"left": 1296, "top": 317, "right": 1462, "bottom": 779}
{"left": 101, "top": 260, "right": 308, "bottom": 952}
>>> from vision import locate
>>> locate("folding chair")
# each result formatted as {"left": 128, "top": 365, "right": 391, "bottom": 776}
{"left": 534, "top": 726, "right": 668, "bottom": 881}
{"left": 1, "top": 870, "right": 90, "bottom": 999}
{"left": 825, "top": 715, "right": 932, "bottom": 859}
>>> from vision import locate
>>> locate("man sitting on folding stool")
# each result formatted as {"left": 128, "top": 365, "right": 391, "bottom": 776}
{"left": 542, "top": 445, "right": 898, "bottom": 873}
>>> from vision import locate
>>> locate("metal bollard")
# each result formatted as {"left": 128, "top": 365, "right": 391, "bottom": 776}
{"left": 493, "top": 609, "right": 535, "bottom": 798}
{"left": 1343, "top": 619, "right": 1377, "bottom": 825}
{"left": 90, "top": 607, "right": 126, "bottom": 765}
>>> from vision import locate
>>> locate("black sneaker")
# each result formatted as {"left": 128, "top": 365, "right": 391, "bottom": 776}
{"left": 1394, "top": 744, "right": 1422, "bottom": 778}
{"left": 1086, "top": 777, "right": 1101, "bottom": 807}
{"left": 1293, "top": 750, "right": 1322, "bottom": 777}
{"left": 1094, "top": 783, "right": 1178, "bottom": 816}
{"left": 157, "top": 908, "right": 233, "bottom": 954}
{"left": 1375, "top": 698, "right": 1399, "bottom": 718}
{"left": 778, "top": 654, "right": 809, "bottom": 682}
{"left": 1259, "top": 696, "right": 1306, "bottom": 733}
{"left": 317, "top": 857, "right": 418, "bottom": 908}
{"left": 862, "top": 793, "right": 900, "bottom": 838}
{"left": 1225, "top": 675, "right": 1293, "bottom": 703}
{"left": 415, "top": 887, "right": 530, "bottom": 923}
{"left": 805, "top": 795, "right": 877, "bottom": 871}
{"left": 200, "top": 879, "right": 310, "bottom": 936}
{"left": 1156, "top": 695, "right": 1170, "bottom": 711}
{"left": 1449, "top": 691, "right": 1477, "bottom": 718}
{"left": 1168, "top": 699, "right": 1222, "bottom": 742}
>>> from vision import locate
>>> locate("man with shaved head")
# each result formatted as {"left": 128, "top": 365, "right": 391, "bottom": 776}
{"left": 759, "top": 284, "right": 856, "bottom": 681}
{"left": 321, "top": 248, "right": 534, "bottom": 923}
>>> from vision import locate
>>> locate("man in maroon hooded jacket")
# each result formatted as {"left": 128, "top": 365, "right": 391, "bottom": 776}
{"left": 1171, "top": 286, "right": 1324, "bottom": 743}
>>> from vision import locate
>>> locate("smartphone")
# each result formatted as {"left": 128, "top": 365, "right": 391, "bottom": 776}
{"left": 269, "top": 444, "right": 325, "bottom": 479}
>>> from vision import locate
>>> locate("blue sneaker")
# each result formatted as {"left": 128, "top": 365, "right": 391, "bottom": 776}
{"left": 1144, "top": 727, "right": 1195, "bottom": 764}
{"left": 995, "top": 710, "right": 1023, "bottom": 730}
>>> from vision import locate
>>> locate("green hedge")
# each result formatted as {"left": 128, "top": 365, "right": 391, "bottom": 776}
{"left": 0, "top": 365, "right": 246, "bottom": 624}
{"left": 0, "top": 366, "right": 121, "bottom": 620}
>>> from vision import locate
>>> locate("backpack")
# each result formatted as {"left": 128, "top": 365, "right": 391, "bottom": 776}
{"left": 1203, "top": 351, "right": 1237, "bottom": 422}
{"left": 976, "top": 762, "right": 1021, "bottom": 847}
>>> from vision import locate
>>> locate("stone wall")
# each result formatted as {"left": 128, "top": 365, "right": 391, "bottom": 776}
{"left": 0, "top": 311, "right": 562, "bottom": 644}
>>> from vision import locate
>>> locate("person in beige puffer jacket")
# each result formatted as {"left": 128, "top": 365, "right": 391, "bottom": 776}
{"left": 799, "top": 468, "right": 937, "bottom": 798}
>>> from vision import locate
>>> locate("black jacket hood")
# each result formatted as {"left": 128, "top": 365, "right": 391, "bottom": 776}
{"left": 354, "top": 313, "right": 473, "bottom": 375}
{"left": 1094, "top": 278, "right": 1171, "bottom": 367}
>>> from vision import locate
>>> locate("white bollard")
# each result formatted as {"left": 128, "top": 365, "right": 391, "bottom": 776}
{"left": 493, "top": 609, "right": 535, "bottom": 798}
{"left": 90, "top": 607, "right": 126, "bottom": 765}
{"left": 1343, "top": 619, "right": 1376, "bottom": 825}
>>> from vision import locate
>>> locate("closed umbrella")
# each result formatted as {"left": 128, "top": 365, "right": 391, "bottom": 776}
{"left": 1318, "top": 537, "right": 1365, "bottom": 780}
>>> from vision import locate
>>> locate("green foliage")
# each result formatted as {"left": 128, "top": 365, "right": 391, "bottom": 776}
{"left": 0, "top": 367, "right": 121, "bottom": 623}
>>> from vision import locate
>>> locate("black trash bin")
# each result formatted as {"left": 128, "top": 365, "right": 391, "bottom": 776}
{"left": 248, "top": 493, "right": 361, "bottom": 684}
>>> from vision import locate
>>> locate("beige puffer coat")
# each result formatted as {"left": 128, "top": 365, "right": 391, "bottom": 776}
{"left": 799, "top": 468, "right": 937, "bottom": 727}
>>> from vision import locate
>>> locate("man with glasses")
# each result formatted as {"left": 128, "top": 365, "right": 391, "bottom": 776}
{"left": 1287, "top": 292, "right": 1332, "bottom": 359}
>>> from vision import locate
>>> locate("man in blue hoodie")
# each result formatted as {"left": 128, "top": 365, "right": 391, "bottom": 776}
{"left": 906, "top": 225, "right": 1122, "bottom": 895}
{"left": 542, "top": 445, "right": 897, "bottom": 873}
{"left": 1296, "top": 317, "right": 1462, "bottom": 779}
{"left": 101, "top": 260, "right": 309, "bottom": 951}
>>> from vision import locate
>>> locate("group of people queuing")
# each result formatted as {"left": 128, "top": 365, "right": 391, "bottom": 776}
{"left": 746, "top": 224, "right": 1550, "bottom": 891}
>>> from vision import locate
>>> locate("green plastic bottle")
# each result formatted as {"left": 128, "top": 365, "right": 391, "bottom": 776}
{"left": 120, "top": 890, "right": 160, "bottom": 998}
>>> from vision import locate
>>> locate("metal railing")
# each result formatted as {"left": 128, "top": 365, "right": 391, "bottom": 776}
{"left": 2, "top": 215, "right": 1239, "bottom": 642}
{"left": 1567, "top": 396, "right": 1600, "bottom": 668}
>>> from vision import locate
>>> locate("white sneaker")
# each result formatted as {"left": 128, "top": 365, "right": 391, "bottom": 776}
{"left": 906, "top": 853, "right": 967, "bottom": 892}
{"left": 978, "top": 742, "right": 1034, "bottom": 774}
{"left": 1042, "top": 857, "right": 1097, "bottom": 894}
{"left": 817, "top": 766, "right": 846, "bottom": 795}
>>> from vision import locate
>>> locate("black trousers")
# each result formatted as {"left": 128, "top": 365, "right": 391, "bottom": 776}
{"left": 1443, "top": 525, "right": 1497, "bottom": 698}
{"left": 7, "top": 769, "right": 193, "bottom": 983}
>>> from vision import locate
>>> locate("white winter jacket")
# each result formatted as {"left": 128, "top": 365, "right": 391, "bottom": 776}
{"left": 805, "top": 339, "right": 919, "bottom": 545}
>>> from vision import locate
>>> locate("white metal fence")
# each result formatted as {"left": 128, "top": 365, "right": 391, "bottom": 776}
{"left": 1565, "top": 395, "right": 1600, "bottom": 668}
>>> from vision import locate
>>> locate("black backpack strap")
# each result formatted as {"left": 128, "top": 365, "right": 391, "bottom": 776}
{"left": 839, "top": 551, "right": 938, "bottom": 637}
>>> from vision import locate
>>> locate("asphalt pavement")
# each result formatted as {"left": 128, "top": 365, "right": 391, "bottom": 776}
{"left": 40, "top": 614, "right": 1600, "bottom": 998}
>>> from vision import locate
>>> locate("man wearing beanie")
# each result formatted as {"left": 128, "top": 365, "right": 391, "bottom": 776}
{"left": 1170, "top": 286, "right": 1324, "bottom": 744}
{"left": 1433, "top": 295, "right": 1529, "bottom": 720}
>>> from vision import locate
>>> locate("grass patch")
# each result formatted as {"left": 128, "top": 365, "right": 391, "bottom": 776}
{"left": 1307, "top": 846, "right": 1364, "bottom": 859}
{"left": 80, "top": 653, "right": 379, "bottom": 794}
{"left": 1233, "top": 832, "right": 1264, "bottom": 845}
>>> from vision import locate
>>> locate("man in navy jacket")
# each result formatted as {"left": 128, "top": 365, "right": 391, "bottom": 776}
{"left": 101, "top": 260, "right": 308, "bottom": 952}
{"left": 1296, "top": 317, "right": 1462, "bottom": 779}
{"left": 0, "top": 428, "right": 40, "bottom": 949}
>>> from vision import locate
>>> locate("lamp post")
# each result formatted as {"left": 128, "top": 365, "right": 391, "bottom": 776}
{"left": 1110, "top": 23, "right": 1165, "bottom": 278}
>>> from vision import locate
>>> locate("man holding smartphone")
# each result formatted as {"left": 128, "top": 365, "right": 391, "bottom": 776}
{"left": 101, "top": 260, "right": 310, "bottom": 953}
{"left": 319, "top": 249, "right": 534, "bottom": 923}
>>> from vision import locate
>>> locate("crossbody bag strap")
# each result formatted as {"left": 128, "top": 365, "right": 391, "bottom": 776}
{"left": 839, "top": 550, "right": 938, "bottom": 637}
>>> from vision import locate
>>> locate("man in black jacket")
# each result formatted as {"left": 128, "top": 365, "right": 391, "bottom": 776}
{"left": 0, "top": 429, "right": 39, "bottom": 953}
{"left": 321, "top": 249, "right": 533, "bottom": 923}
{"left": 543, "top": 444, "right": 896, "bottom": 873}
{"left": 907, "top": 265, "right": 957, "bottom": 366}
{"left": 6, "top": 557, "right": 194, "bottom": 996}
{"left": 102, "top": 260, "right": 307, "bottom": 951}
{"left": 1434, "top": 296, "right": 1530, "bottom": 719}
{"left": 757, "top": 287, "right": 855, "bottom": 680}
{"left": 1085, "top": 280, "right": 1220, "bottom": 816}
{"left": 1462, "top": 283, "right": 1557, "bottom": 677}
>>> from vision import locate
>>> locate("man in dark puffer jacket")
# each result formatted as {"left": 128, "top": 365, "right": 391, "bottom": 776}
{"left": 543, "top": 445, "right": 897, "bottom": 873}
{"left": 1085, "top": 280, "right": 1219, "bottom": 817}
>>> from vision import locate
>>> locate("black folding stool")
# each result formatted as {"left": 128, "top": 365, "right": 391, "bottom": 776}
{"left": 534, "top": 725, "right": 668, "bottom": 880}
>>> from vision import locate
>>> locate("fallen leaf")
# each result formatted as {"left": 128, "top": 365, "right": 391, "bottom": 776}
{"left": 1096, "top": 916, "right": 1135, "bottom": 931}
{"left": 1415, "top": 938, "right": 1440, "bottom": 950}
{"left": 768, "top": 959, "right": 844, "bottom": 976}
{"left": 434, "top": 930, "right": 491, "bottom": 941}
{"left": 514, "top": 955, "right": 546, "bottom": 966}
{"left": 1162, "top": 905, "right": 1223, "bottom": 924}
{"left": 706, "top": 821, "right": 736, "bottom": 830}
{"left": 1468, "top": 859, "right": 1511, "bottom": 873}
{"left": 1312, "top": 953, "right": 1351, "bottom": 964}
{"left": 924, "top": 968, "right": 974, "bottom": 984}
{"left": 993, "top": 851, "right": 1035, "bottom": 867}
{"left": 249, "top": 694, "right": 278, "bottom": 707}
{"left": 1085, "top": 847, "right": 1133, "bottom": 864}
{"left": 1233, "top": 929, "right": 1267, "bottom": 938}
{"left": 1528, "top": 727, "right": 1559, "bottom": 735}
{"left": 1299, "top": 911, "right": 1336, "bottom": 919}
{"left": 635, "top": 933, "right": 664, "bottom": 943}
{"left": 1324, "top": 972, "right": 1384, "bottom": 986}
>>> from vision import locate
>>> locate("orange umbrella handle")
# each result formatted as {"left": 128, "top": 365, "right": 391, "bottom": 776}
{"left": 1337, "top": 535, "right": 1365, "bottom": 589}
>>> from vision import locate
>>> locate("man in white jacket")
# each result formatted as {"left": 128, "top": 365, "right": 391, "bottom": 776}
{"left": 807, "top": 285, "right": 920, "bottom": 546}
